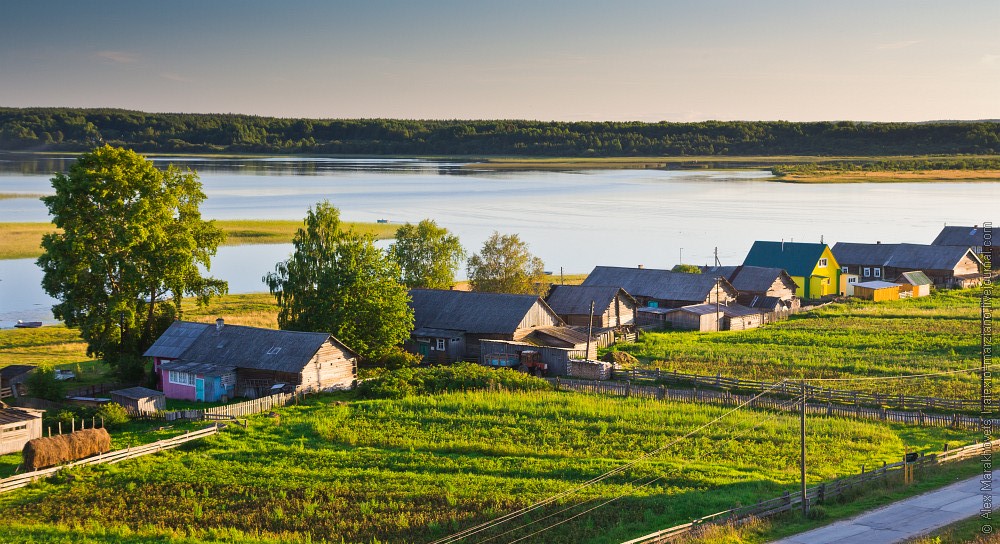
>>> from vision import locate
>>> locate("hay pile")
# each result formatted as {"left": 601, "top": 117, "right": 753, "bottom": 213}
{"left": 22, "top": 428, "right": 112, "bottom": 471}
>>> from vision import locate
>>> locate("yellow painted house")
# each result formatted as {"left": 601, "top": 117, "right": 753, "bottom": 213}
{"left": 742, "top": 241, "right": 841, "bottom": 299}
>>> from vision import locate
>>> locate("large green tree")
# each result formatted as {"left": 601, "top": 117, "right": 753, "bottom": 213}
{"left": 389, "top": 219, "right": 465, "bottom": 289}
{"left": 37, "top": 145, "right": 227, "bottom": 379}
{"left": 466, "top": 231, "right": 546, "bottom": 295}
{"left": 264, "top": 201, "right": 413, "bottom": 360}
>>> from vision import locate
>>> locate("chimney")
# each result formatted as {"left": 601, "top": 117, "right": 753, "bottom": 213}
{"left": 876, "top": 241, "right": 881, "bottom": 244}
{"left": 781, "top": 239, "right": 785, "bottom": 252}
{"left": 216, "top": 318, "right": 224, "bottom": 332}
{"left": 637, "top": 264, "right": 645, "bottom": 269}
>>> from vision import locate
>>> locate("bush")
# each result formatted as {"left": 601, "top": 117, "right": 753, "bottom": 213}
{"left": 96, "top": 402, "right": 130, "bottom": 427}
{"left": 376, "top": 347, "right": 423, "bottom": 370}
{"left": 25, "top": 365, "right": 68, "bottom": 401}
{"left": 357, "top": 363, "right": 552, "bottom": 399}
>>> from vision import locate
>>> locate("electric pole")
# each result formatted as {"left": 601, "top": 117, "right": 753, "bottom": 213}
{"left": 801, "top": 379, "right": 808, "bottom": 515}
{"left": 586, "top": 300, "right": 595, "bottom": 360}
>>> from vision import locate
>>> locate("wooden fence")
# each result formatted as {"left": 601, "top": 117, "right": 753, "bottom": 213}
{"left": 553, "top": 378, "right": 988, "bottom": 430}
{"left": 622, "top": 441, "right": 982, "bottom": 544}
{"left": 0, "top": 387, "right": 11, "bottom": 400}
{"left": 614, "top": 368, "right": 979, "bottom": 413}
{"left": 0, "top": 425, "right": 220, "bottom": 495}
{"left": 127, "top": 391, "right": 299, "bottom": 422}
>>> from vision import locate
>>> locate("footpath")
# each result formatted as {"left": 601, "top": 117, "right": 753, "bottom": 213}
{"left": 771, "top": 474, "right": 985, "bottom": 544}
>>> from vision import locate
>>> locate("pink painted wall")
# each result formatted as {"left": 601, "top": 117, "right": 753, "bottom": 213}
{"left": 160, "top": 369, "right": 197, "bottom": 401}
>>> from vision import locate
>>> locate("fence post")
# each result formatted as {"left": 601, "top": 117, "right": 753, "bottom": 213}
{"left": 659, "top": 385, "right": 665, "bottom": 400}
{"left": 817, "top": 483, "right": 825, "bottom": 503}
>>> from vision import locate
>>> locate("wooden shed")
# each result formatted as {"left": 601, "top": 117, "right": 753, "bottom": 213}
{"left": 896, "top": 271, "right": 933, "bottom": 298}
{"left": 661, "top": 304, "right": 724, "bottom": 332}
{"left": 109, "top": 386, "right": 166, "bottom": 414}
{"left": 852, "top": 281, "right": 901, "bottom": 302}
{"left": 0, "top": 407, "right": 44, "bottom": 455}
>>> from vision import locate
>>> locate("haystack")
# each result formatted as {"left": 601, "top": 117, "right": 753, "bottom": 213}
{"left": 22, "top": 428, "right": 112, "bottom": 471}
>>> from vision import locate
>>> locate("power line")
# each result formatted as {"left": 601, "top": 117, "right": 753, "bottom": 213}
{"left": 802, "top": 365, "right": 983, "bottom": 383}
{"left": 430, "top": 381, "right": 789, "bottom": 544}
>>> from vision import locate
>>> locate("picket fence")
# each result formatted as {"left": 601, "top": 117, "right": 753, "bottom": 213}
{"left": 0, "top": 387, "right": 11, "bottom": 400}
{"left": 553, "top": 378, "right": 988, "bottom": 430}
{"left": 621, "top": 441, "right": 982, "bottom": 544}
{"left": 128, "top": 391, "right": 300, "bottom": 422}
{"left": 613, "top": 368, "right": 980, "bottom": 413}
{"left": 0, "top": 425, "right": 220, "bottom": 495}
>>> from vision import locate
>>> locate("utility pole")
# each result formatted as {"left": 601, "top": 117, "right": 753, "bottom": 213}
{"left": 801, "top": 379, "right": 808, "bottom": 515}
{"left": 679, "top": 247, "right": 684, "bottom": 266}
{"left": 560, "top": 266, "right": 564, "bottom": 286}
{"left": 586, "top": 301, "right": 595, "bottom": 360}
{"left": 715, "top": 277, "right": 721, "bottom": 331}
{"left": 714, "top": 246, "right": 721, "bottom": 268}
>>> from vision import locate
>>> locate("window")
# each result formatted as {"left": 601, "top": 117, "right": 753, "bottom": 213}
{"left": 266, "top": 347, "right": 282, "bottom": 355}
{"left": 818, "top": 258, "right": 827, "bottom": 268}
{"left": 863, "top": 267, "right": 871, "bottom": 277}
{"left": 220, "top": 373, "right": 235, "bottom": 386}
{"left": 848, "top": 277, "right": 858, "bottom": 284}
{"left": 841, "top": 266, "right": 848, "bottom": 273}
{"left": 435, "top": 338, "right": 446, "bottom": 351}
{"left": 648, "top": 301, "right": 659, "bottom": 308}
{"left": 168, "top": 371, "right": 196, "bottom": 386}
{"left": 874, "top": 268, "right": 881, "bottom": 278}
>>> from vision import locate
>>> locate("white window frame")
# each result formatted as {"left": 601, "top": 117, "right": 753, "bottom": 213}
{"left": 841, "top": 266, "right": 848, "bottom": 273}
{"left": 435, "top": 338, "right": 446, "bottom": 351}
{"left": 168, "top": 371, "right": 196, "bottom": 386}
{"left": 863, "top": 267, "right": 871, "bottom": 277}
{"left": 874, "top": 268, "right": 881, "bottom": 278}
{"left": 848, "top": 277, "right": 858, "bottom": 284}
{"left": 818, "top": 258, "right": 827, "bottom": 268}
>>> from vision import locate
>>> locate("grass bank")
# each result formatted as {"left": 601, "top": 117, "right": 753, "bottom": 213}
{"left": 615, "top": 289, "right": 985, "bottom": 399}
{"left": 0, "top": 220, "right": 398, "bottom": 260}
{"left": 774, "top": 169, "right": 1000, "bottom": 183}
{"left": 0, "top": 387, "right": 973, "bottom": 543}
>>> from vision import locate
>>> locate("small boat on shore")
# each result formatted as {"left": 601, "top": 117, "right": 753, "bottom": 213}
{"left": 14, "top": 320, "right": 43, "bottom": 328}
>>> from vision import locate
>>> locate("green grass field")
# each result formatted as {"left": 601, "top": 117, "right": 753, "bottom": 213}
{"left": 616, "top": 289, "right": 986, "bottom": 399}
{"left": 0, "top": 387, "right": 974, "bottom": 544}
{"left": 0, "top": 220, "right": 398, "bottom": 260}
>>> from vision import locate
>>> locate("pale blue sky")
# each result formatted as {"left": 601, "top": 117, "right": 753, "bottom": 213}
{"left": 1, "top": 1, "right": 997, "bottom": 121}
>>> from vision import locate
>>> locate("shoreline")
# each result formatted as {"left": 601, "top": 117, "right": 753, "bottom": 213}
{"left": 0, "top": 220, "right": 399, "bottom": 260}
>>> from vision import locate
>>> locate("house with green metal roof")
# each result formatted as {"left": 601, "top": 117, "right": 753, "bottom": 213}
{"left": 742, "top": 241, "right": 840, "bottom": 300}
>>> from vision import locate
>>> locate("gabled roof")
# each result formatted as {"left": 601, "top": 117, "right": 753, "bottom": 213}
{"left": 832, "top": 242, "right": 981, "bottom": 271}
{"left": 0, "top": 407, "right": 41, "bottom": 426}
{"left": 146, "top": 321, "right": 357, "bottom": 374}
{"left": 582, "top": 266, "right": 735, "bottom": 302}
{"left": 408, "top": 289, "right": 562, "bottom": 335}
{"left": 532, "top": 327, "right": 591, "bottom": 347}
{"left": 666, "top": 303, "right": 723, "bottom": 316}
{"left": 742, "top": 242, "right": 831, "bottom": 277}
{"left": 933, "top": 226, "right": 989, "bottom": 248}
{"left": 0, "top": 365, "right": 36, "bottom": 381}
{"left": 737, "top": 294, "right": 785, "bottom": 311}
{"left": 143, "top": 321, "right": 211, "bottom": 359}
{"left": 896, "top": 271, "right": 933, "bottom": 286}
{"left": 545, "top": 285, "right": 635, "bottom": 316}
{"left": 703, "top": 265, "right": 798, "bottom": 293}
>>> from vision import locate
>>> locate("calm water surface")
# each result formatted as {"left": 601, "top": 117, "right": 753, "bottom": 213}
{"left": 0, "top": 156, "right": 995, "bottom": 327}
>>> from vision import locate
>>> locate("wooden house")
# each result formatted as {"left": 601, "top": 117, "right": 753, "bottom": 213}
{"left": 896, "top": 271, "right": 933, "bottom": 297}
{"left": 407, "top": 289, "right": 565, "bottom": 362}
{"left": 0, "top": 407, "right": 43, "bottom": 455}
{"left": 656, "top": 304, "right": 723, "bottom": 332}
{"left": 0, "top": 365, "right": 36, "bottom": 398}
{"left": 702, "top": 265, "right": 801, "bottom": 318}
{"left": 144, "top": 319, "right": 358, "bottom": 401}
{"left": 832, "top": 242, "right": 982, "bottom": 288}
{"left": 932, "top": 225, "right": 992, "bottom": 260}
{"left": 851, "top": 281, "right": 901, "bottom": 302}
{"left": 582, "top": 266, "right": 737, "bottom": 309}
{"left": 109, "top": 387, "right": 166, "bottom": 414}
{"left": 721, "top": 304, "right": 766, "bottom": 331}
{"left": 545, "top": 285, "right": 636, "bottom": 328}
{"left": 479, "top": 339, "right": 590, "bottom": 376}
{"left": 742, "top": 241, "right": 840, "bottom": 300}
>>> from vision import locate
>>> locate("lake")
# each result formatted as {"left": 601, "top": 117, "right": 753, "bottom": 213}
{"left": 0, "top": 155, "right": 996, "bottom": 327}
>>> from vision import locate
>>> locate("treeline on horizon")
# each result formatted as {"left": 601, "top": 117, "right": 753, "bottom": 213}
{"left": 1, "top": 107, "right": 999, "bottom": 156}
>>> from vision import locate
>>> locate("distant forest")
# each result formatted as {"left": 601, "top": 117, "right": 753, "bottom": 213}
{"left": 2, "top": 107, "right": 999, "bottom": 156}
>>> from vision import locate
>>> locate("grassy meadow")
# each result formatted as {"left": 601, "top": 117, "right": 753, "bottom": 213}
{"left": 0, "top": 219, "right": 398, "bottom": 260}
{"left": 0, "top": 388, "right": 974, "bottom": 544}
{"left": 616, "top": 289, "right": 987, "bottom": 399}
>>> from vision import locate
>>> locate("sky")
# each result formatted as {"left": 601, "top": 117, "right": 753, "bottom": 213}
{"left": 1, "top": 1, "right": 998, "bottom": 122}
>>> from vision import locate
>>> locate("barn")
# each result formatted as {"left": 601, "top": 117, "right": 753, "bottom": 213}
{"left": 658, "top": 304, "right": 724, "bottom": 332}
{"left": 145, "top": 319, "right": 358, "bottom": 401}
{"left": 852, "top": 281, "right": 901, "bottom": 302}
{"left": 109, "top": 386, "right": 167, "bottom": 414}
{"left": 545, "top": 285, "right": 636, "bottom": 328}
{"left": 0, "top": 406, "right": 43, "bottom": 455}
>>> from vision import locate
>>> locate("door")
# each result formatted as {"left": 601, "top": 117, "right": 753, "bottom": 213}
{"left": 418, "top": 343, "right": 430, "bottom": 357}
{"left": 195, "top": 378, "right": 205, "bottom": 401}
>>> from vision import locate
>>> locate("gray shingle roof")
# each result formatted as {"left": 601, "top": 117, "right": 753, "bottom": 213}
{"left": 0, "top": 408, "right": 41, "bottom": 426}
{"left": 701, "top": 265, "right": 797, "bottom": 293}
{"left": 932, "top": 226, "right": 990, "bottom": 248}
{"left": 582, "top": 266, "right": 735, "bottom": 303}
{"left": 545, "top": 285, "right": 634, "bottom": 316}
{"left": 0, "top": 365, "right": 36, "bottom": 381}
{"left": 148, "top": 321, "right": 357, "bottom": 374}
{"left": 896, "top": 271, "right": 933, "bottom": 286}
{"left": 408, "top": 289, "right": 562, "bottom": 335}
{"left": 666, "top": 303, "right": 723, "bottom": 316}
{"left": 109, "top": 386, "right": 165, "bottom": 400}
{"left": 832, "top": 242, "right": 980, "bottom": 271}
{"left": 143, "top": 321, "right": 211, "bottom": 359}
